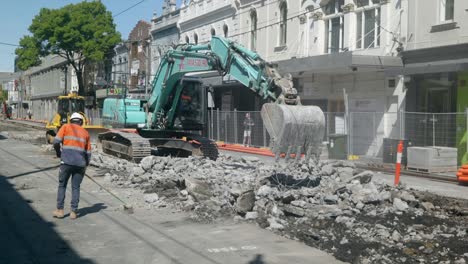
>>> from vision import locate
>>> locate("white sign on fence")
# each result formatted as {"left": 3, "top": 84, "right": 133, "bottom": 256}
{"left": 335, "top": 116, "right": 345, "bottom": 134}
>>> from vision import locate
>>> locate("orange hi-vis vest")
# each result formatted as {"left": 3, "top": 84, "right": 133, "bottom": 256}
{"left": 54, "top": 123, "right": 91, "bottom": 167}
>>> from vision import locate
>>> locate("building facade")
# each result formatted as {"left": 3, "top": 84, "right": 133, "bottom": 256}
{"left": 24, "top": 55, "right": 71, "bottom": 121}
{"left": 150, "top": 0, "right": 180, "bottom": 85}
{"left": 395, "top": 0, "right": 468, "bottom": 162}
{"left": 111, "top": 43, "right": 129, "bottom": 86}
{"left": 179, "top": 0, "right": 267, "bottom": 111}
{"left": 128, "top": 20, "right": 152, "bottom": 93}
{"left": 235, "top": 0, "right": 404, "bottom": 157}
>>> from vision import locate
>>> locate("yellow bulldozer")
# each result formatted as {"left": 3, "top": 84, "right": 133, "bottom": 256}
{"left": 45, "top": 93, "right": 107, "bottom": 143}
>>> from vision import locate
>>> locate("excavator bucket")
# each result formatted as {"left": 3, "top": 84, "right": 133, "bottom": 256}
{"left": 261, "top": 103, "right": 325, "bottom": 158}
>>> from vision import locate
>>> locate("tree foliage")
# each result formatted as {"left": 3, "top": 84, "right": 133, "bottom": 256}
{"left": 0, "top": 85, "right": 7, "bottom": 102}
{"left": 15, "top": 1, "right": 121, "bottom": 95}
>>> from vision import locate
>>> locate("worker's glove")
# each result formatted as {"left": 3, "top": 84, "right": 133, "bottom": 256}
{"left": 53, "top": 143, "right": 61, "bottom": 158}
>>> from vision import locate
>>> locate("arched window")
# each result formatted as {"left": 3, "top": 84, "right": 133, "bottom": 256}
{"left": 223, "top": 24, "right": 229, "bottom": 38}
{"left": 211, "top": 28, "right": 216, "bottom": 37}
{"left": 279, "top": 2, "right": 287, "bottom": 46}
{"left": 185, "top": 36, "right": 190, "bottom": 44}
{"left": 194, "top": 33, "right": 198, "bottom": 44}
{"left": 250, "top": 10, "right": 257, "bottom": 50}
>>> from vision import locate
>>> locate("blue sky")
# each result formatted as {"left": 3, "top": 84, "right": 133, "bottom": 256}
{"left": 0, "top": 0, "right": 181, "bottom": 72}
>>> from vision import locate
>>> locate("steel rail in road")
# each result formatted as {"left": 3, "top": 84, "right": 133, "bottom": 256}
{"left": 356, "top": 163, "right": 460, "bottom": 185}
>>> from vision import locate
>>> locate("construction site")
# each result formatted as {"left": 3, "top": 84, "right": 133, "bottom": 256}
{"left": 1, "top": 1, "right": 468, "bottom": 263}
{"left": 1, "top": 116, "right": 467, "bottom": 264}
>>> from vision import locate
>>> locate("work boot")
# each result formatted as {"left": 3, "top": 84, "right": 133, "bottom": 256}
{"left": 70, "top": 211, "right": 78, "bottom": 220}
{"left": 53, "top": 209, "right": 64, "bottom": 218}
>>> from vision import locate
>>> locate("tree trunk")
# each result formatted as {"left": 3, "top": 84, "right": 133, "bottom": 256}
{"left": 76, "top": 70, "right": 85, "bottom": 96}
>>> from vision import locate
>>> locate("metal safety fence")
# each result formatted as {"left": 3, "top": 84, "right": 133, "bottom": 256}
{"left": 25, "top": 106, "right": 468, "bottom": 167}
{"left": 207, "top": 110, "right": 269, "bottom": 148}
{"left": 205, "top": 110, "right": 467, "bottom": 167}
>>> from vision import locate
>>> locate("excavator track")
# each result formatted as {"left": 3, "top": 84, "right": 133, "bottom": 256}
{"left": 191, "top": 135, "right": 219, "bottom": 160}
{"left": 98, "top": 131, "right": 151, "bottom": 163}
{"left": 99, "top": 130, "right": 218, "bottom": 163}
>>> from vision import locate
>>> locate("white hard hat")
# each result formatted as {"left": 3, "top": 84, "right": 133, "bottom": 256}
{"left": 70, "top": 112, "right": 84, "bottom": 121}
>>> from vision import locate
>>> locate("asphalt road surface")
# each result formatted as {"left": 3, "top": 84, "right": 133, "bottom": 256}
{"left": 0, "top": 132, "right": 343, "bottom": 264}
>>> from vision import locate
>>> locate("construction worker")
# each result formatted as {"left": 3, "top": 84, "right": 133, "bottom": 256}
{"left": 243, "top": 112, "right": 254, "bottom": 147}
{"left": 52, "top": 112, "right": 91, "bottom": 219}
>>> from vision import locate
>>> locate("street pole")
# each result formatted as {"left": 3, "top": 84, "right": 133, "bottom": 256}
{"left": 18, "top": 74, "right": 22, "bottom": 119}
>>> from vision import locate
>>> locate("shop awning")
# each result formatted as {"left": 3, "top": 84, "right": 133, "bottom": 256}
{"left": 276, "top": 52, "right": 403, "bottom": 75}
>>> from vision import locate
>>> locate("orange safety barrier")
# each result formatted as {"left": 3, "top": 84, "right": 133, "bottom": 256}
{"left": 394, "top": 140, "right": 404, "bottom": 186}
{"left": 456, "top": 166, "right": 468, "bottom": 183}
{"left": 217, "top": 143, "right": 306, "bottom": 158}
{"left": 458, "top": 176, "right": 468, "bottom": 183}
{"left": 217, "top": 143, "right": 275, "bottom": 157}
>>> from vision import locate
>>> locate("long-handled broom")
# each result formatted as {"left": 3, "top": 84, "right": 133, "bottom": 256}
{"left": 84, "top": 173, "right": 134, "bottom": 214}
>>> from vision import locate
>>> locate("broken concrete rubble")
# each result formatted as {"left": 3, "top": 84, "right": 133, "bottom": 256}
{"left": 87, "top": 151, "right": 468, "bottom": 264}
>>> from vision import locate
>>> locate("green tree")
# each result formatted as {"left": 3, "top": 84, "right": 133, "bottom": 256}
{"left": 0, "top": 85, "right": 6, "bottom": 102}
{"left": 15, "top": 1, "right": 121, "bottom": 96}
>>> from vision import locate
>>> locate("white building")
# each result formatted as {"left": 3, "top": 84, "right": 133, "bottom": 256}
{"left": 150, "top": 0, "right": 180, "bottom": 84}
{"left": 26, "top": 55, "right": 71, "bottom": 122}
{"left": 111, "top": 43, "right": 129, "bottom": 86}
{"left": 179, "top": 0, "right": 262, "bottom": 111}
{"left": 154, "top": 0, "right": 468, "bottom": 159}
{"left": 235, "top": 0, "right": 405, "bottom": 157}
{"left": 394, "top": 0, "right": 468, "bottom": 157}
{"left": 179, "top": 0, "right": 239, "bottom": 45}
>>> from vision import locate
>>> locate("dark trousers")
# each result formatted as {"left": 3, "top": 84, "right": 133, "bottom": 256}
{"left": 57, "top": 164, "right": 85, "bottom": 212}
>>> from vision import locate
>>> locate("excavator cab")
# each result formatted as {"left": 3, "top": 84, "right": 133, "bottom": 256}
{"left": 172, "top": 81, "right": 206, "bottom": 131}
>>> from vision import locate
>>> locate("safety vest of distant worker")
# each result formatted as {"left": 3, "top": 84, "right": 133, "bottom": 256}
{"left": 53, "top": 113, "right": 91, "bottom": 167}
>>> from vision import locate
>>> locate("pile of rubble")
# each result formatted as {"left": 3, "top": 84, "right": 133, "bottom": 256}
{"left": 90, "top": 152, "right": 467, "bottom": 263}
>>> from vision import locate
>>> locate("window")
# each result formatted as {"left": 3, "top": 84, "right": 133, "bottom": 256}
{"left": 132, "top": 43, "right": 138, "bottom": 55}
{"left": 355, "top": 0, "right": 379, "bottom": 8}
{"left": 194, "top": 33, "right": 198, "bottom": 44}
{"left": 250, "top": 10, "right": 258, "bottom": 50}
{"left": 355, "top": 1, "right": 381, "bottom": 49}
{"left": 325, "top": 16, "right": 344, "bottom": 53}
{"left": 324, "top": 0, "right": 344, "bottom": 15}
{"left": 440, "top": 0, "right": 454, "bottom": 21}
{"left": 323, "top": 0, "right": 345, "bottom": 53}
{"left": 223, "top": 24, "right": 229, "bottom": 38}
{"left": 211, "top": 28, "right": 216, "bottom": 37}
{"left": 279, "top": 2, "right": 287, "bottom": 46}
{"left": 185, "top": 36, "right": 190, "bottom": 44}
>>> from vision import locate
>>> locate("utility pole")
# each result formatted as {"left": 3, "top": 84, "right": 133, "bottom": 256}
{"left": 62, "top": 65, "right": 68, "bottom": 95}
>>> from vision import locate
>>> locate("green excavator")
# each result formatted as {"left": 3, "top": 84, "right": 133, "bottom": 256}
{"left": 98, "top": 36, "right": 325, "bottom": 162}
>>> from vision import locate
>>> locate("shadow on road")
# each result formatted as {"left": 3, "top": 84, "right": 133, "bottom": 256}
{"left": 6, "top": 165, "right": 61, "bottom": 179}
{"left": 0, "top": 134, "right": 6, "bottom": 140}
{"left": 0, "top": 175, "right": 95, "bottom": 264}
{"left": 74, "top": 202, "right": 108, "bottom": 217}
{"left": 248, "top": 254, "right": 266, "bottom": 264}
